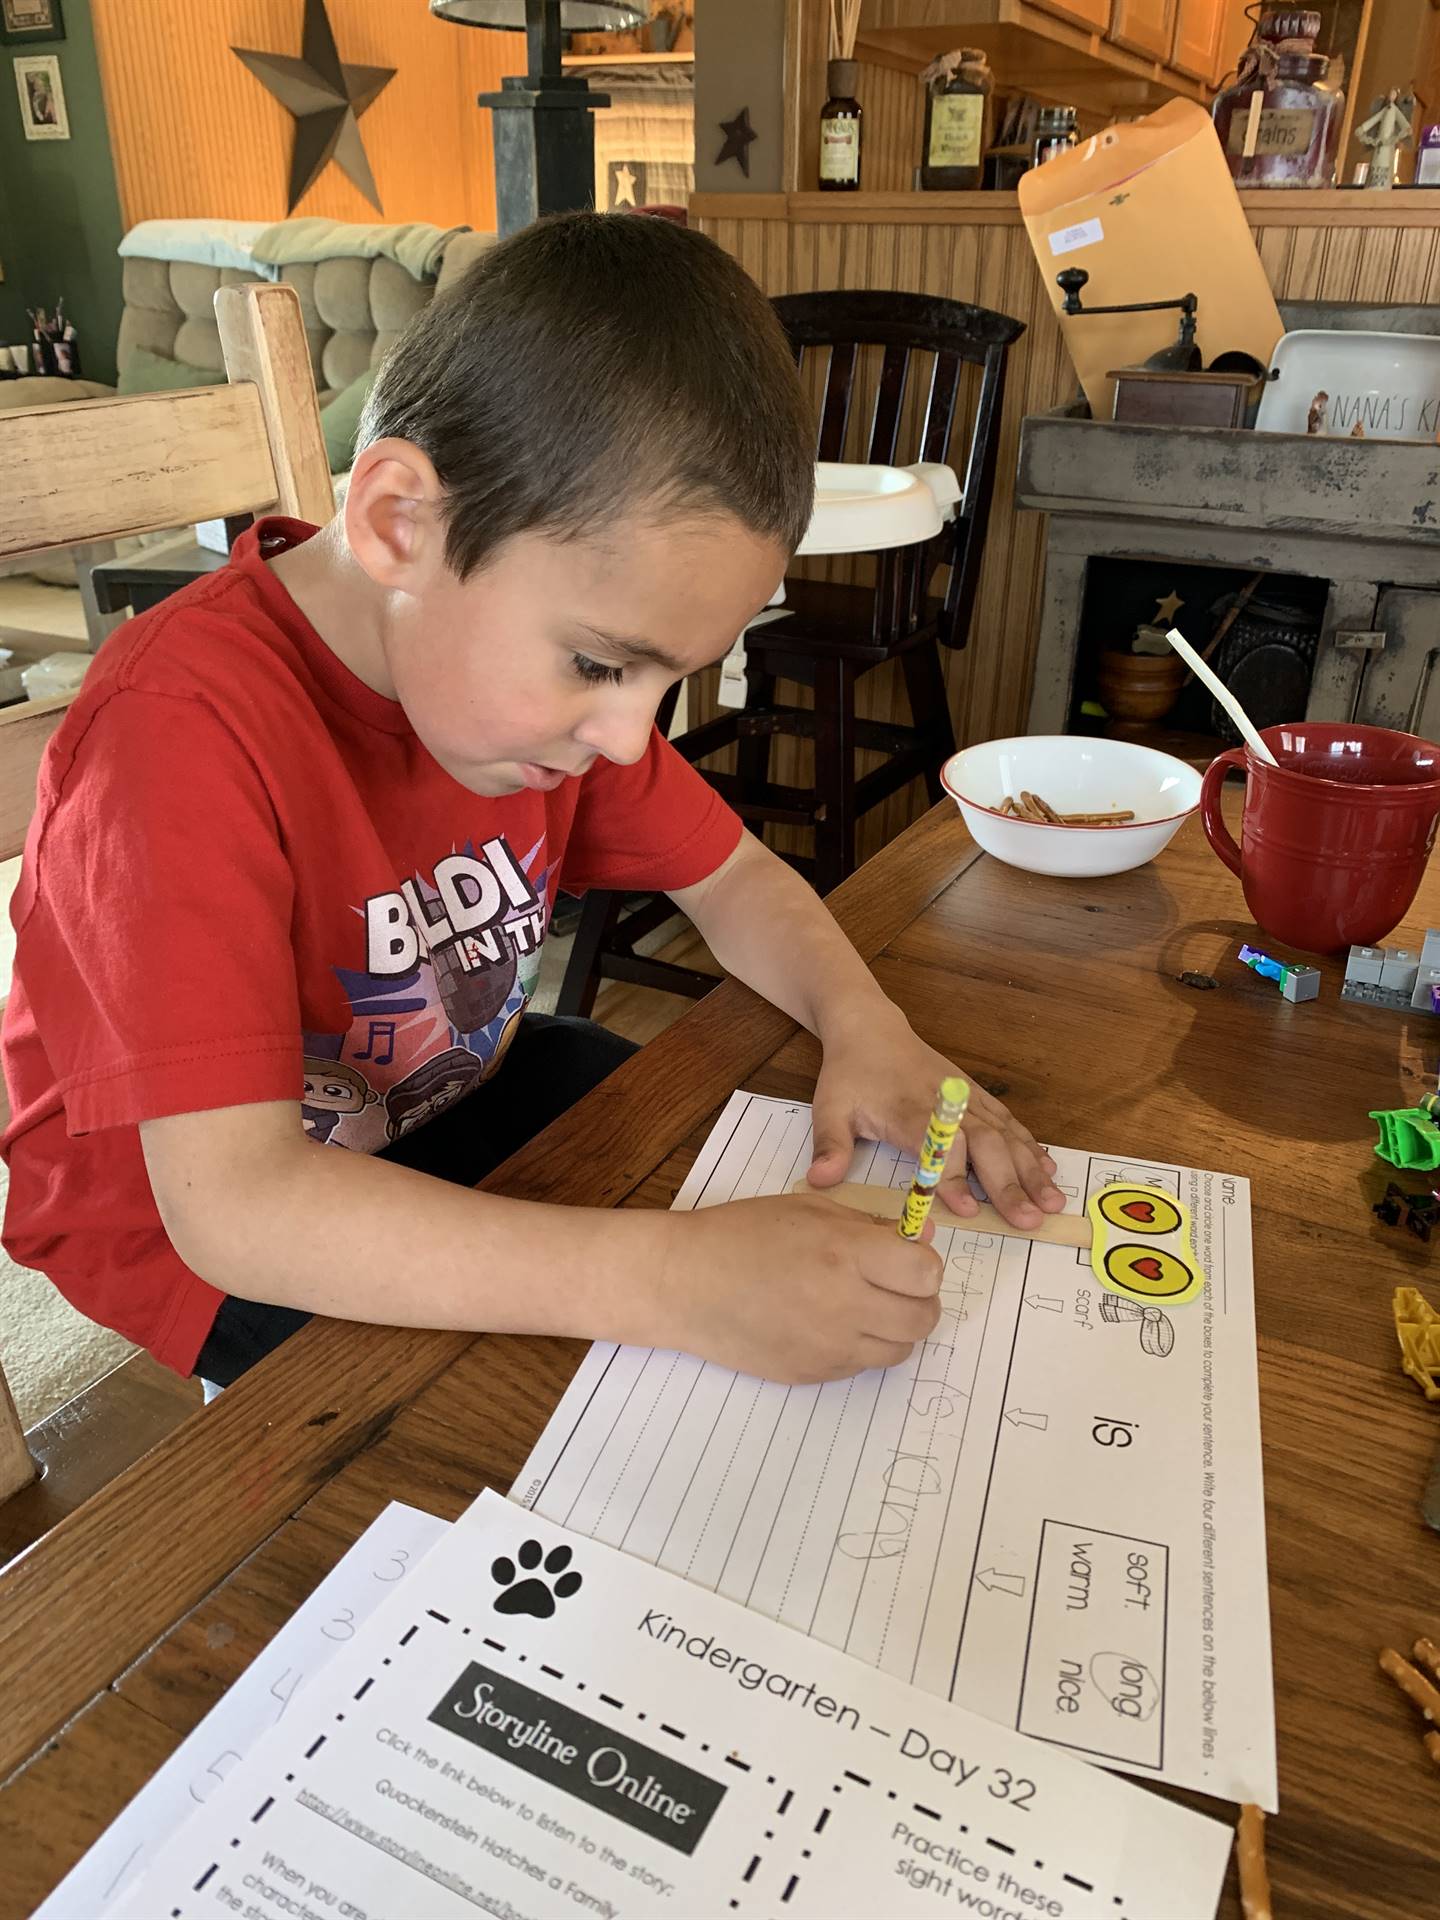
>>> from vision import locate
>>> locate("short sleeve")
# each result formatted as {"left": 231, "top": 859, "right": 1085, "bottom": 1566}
{"left": 559, "top": 728, "right": 742, "bottom": 895}
{"left": 14, "top": 690, "right": 303, "bottom": 1134}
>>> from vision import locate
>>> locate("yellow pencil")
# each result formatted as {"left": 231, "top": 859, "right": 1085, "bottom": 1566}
{"left": 898, "top": 1075, "right": 971, "bottom": 1239}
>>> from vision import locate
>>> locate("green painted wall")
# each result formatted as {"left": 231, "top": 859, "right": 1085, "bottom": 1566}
{"left": 0, "top": 0, "right": 124, "bottom": 383}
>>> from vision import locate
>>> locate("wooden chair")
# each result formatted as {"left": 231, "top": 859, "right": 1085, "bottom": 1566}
{"left": 0, "top": 282, "right": 334, "bottom": 1501}
{"left": 557, "top": 288, "right": 1024, "bottom": 1015}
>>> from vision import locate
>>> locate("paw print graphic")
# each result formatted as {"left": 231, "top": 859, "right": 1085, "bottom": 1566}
{"left": 490, "top": 1540, "right": 583, "bottom": 1619}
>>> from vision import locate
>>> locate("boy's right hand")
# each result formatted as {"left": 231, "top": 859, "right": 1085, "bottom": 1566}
{"left": 656, "top": 1192, "right": 943, "bottom": 1385}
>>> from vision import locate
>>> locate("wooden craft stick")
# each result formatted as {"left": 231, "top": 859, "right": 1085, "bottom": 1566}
{"left": 1018, "top": 790, "right": 1047, "bottom": 822}
{"left": 793, "top": 1179, "right": 1094, "bottom": 1249}
{"left": 1379, "top": 1646, "right": 1440, "bottom": 1725}
{"left": 998, "top": 794, "right": 1020, "bottom": 817}
{"left": 1032, "top": 792, "right": 1064, "bottom": 824}
{"left": 1413, "top": 1636, "right": 1440, "bottom": 1685}
{"left": 1059, "top": 810, "right": 1137, "bottom": 824}
{"left": 1425, "top": 1730, "right": 1440, "bottom": 1771}
{"left": 1237, "top": 1804, "right": 1272, "bottom": 1920}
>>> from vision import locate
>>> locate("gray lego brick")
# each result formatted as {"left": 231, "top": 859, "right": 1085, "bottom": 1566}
{"left": 1342, "top": 978, "right": 1439, "bottom": 1014}
{"left": 1346, "top": 946, "right": 1385, "bottom": 986}
{"left": 1281, "top": 967, "right": 1320, "bottom": 1003}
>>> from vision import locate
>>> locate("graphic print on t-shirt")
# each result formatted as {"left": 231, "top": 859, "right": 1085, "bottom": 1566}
{"left": 301, "top": 832, "right": 549, "bottom": 1153}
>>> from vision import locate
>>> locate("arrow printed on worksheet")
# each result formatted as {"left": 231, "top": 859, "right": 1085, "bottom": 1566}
{"left": 1024, "top": 1293, "right": 1064, "bottom": 1312}
{"left": 975, "top": 1568, "right": 1027, "bottom": 1596}
{"left": 1003, "top": 1408, "right": 1049, "bottom": 1430}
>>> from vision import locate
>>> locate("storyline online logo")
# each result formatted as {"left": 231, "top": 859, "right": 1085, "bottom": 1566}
{"left": 430, "top": 1664, "right": 726, "bottom": 1856}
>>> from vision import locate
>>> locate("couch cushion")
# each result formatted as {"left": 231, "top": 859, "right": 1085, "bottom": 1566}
{"left": 116, "top": 344, "right": 221, "bottom": 394}
{"left": 116, "top": 224, "right": 488, "bottom": 403}
{"left": 434, "top": 230, "right": 498, "bottom": 298}
{"left": 0, "top": 375, "right": 113, "bottom": 412}
{"left": 320, "top": 368, "right": 376, "bottom": 472}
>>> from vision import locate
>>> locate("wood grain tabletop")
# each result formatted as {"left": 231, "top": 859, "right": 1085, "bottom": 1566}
{"left": 2, "top": 800, "right": 1437, "bottom": 1920}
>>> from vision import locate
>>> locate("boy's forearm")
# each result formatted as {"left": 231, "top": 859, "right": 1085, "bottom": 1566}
{"left": 162, "top": 1134, "right": 675, "bottom": 1345}
{"left": 674, "top": 832, "right": 905, "bottom": 1044}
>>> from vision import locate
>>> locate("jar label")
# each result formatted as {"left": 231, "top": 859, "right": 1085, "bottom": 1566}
{"left": 1226, "top": 106, "right": 1316, "bottom": 158}
{"left": 928, "top": 93, "right": 984, "bottom": 169}
{"left": 820, "top": 121, "right": 859, "bottom": 181}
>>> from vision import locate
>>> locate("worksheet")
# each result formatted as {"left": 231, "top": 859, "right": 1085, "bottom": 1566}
{"left": 113, "top": 1491, "right": 1232, "bottom": 1920}
{"left": 515, "top": 1093, "right": 1276, "bottom": 1810}
{"left": 37, "top": 1502, "right": 451, "bottom": 1920}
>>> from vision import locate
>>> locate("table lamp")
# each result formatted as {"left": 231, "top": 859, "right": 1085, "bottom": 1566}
{"left": 431, "top": 0, "right": 644, "bottom": 235}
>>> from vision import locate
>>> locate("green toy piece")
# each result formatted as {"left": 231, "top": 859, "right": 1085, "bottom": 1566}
{"left": 1371, "top": 1106, "right": 1440, "bottom": 1172}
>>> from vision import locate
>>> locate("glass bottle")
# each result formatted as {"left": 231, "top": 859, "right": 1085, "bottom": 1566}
{"left": 920, "top": 48, "right": 993, "bottom": 191}
{"left": 819, "top": 59, "right": 862, "bottom": 192}
{"left": 1211, "top": 9, "right": 1344, "bottom": 188}
{"left": 1033, "top": 104, "right": 1078, "bottom": 169}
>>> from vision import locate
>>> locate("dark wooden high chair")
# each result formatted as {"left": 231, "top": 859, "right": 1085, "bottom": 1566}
{"left": 556, "top": 288, "right": 1024, "bottom": 1016}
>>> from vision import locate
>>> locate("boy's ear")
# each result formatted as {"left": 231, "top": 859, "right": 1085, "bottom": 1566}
{"left": 343, "top": 437, "right": 449, "bottom": 590}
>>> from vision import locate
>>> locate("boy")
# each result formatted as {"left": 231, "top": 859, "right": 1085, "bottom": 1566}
{"left": 2, "top": 213, "right": 1061, "bottom": 1392}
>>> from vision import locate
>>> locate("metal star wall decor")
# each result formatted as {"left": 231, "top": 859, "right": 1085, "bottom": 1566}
{"left": 232, "top": 0, "right": 395, "bottom": 213}
{"left": 716, "top": 105, "right": 758, "bottom": 177}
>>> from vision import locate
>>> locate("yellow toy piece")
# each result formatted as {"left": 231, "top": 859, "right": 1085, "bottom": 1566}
{"left": 1086, "top": 1183, "right": 1204, "bottom": 1308}
{"left": 1394, "top": 1287, "right": 1440, "bottom": 1402}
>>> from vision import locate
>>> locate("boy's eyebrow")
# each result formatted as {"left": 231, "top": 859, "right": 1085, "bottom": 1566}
{"left": 578, "top": 624, "right": 688, "bottom": 675}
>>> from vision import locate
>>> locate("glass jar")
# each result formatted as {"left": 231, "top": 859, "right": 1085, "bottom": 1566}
{"left": 920, "top": 48, "right": 992, "bottom": 191}
{"left": 1211, "top": 9, "right": 1344, "bottom": 188}
{"left": 819, "top": 58, "right": 862, "bottom": 192}
{"left": 1033, "top": 104, "right": 1077, "bottom": 168}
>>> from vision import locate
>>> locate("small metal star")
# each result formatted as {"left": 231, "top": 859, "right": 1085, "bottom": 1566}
{"left": 233, "top": 0, "right": 395, "bottom": 213}
{"left": 716, "top": 106, "right": 758, "bottom": 178}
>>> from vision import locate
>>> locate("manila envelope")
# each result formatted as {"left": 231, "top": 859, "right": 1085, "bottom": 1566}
{"left": 1018, "top": 97, "right": 1283, "bottom": 422}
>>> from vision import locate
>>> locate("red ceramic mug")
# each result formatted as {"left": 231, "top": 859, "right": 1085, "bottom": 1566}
{"left": 1199, "top": 722, "right": 1440, "bottom": 954}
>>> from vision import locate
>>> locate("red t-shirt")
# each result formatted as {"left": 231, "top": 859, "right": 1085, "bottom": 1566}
{"left": 1, "top": 519, "right": 740, "bottom": 1375}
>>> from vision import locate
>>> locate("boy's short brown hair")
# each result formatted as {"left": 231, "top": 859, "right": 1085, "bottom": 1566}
{"left": 359, "top": 212, "right": 815, "bottom": 577}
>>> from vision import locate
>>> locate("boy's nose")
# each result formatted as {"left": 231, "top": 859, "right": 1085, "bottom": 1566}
{"left": 573, "top": 701, "right": 655, "bottom": 768}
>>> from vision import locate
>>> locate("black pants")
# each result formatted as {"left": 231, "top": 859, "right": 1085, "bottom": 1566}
{"left": 194, "top": 1013, "right": 638, "bottom": 1387}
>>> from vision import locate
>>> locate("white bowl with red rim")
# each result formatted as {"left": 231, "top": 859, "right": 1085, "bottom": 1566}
{"left": 940, "top": 736, "right": 1203, "bottom": 878}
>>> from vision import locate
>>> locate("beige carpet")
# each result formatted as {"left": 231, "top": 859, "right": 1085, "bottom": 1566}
{"left": 0, "top": 817, "right": 136, "bottom": 1425}
{"left": 1, "top": 1162, "right": 134, "bottom": 1426}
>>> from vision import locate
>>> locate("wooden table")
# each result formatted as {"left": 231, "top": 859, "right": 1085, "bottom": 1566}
{"left": 3, "top": 803, "right": 1439, "bottom": 1920}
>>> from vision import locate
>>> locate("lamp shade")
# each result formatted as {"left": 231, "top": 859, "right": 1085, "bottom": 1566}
{"left": 430, "top": 1, "right": 644, "bottom": 26}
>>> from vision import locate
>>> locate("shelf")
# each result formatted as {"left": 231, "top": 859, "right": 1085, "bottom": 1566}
{"left": 562, "top": 51, "right": 694, "bottom": 66}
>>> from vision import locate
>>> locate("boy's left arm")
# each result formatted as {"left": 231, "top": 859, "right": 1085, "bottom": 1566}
{"left": 670, "top": 830, "right": 1065, "bottom": 1228}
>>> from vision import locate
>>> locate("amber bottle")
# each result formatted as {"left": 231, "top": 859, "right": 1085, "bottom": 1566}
{"left": 819, "top": 59, "right": 862, "bottom": 191}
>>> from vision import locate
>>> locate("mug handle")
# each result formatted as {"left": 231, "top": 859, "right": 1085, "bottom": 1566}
{"left": 1199, "top": 748, "right": 1247, "bottom": 877}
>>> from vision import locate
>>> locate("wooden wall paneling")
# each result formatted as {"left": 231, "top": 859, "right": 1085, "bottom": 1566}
{"left": 91, "top": 0, "right": 510, "bottom": 230}
{"left": 1317, "top": 225, "right": 1364, "bottom": 301}
{"left": 1282, "top": 222, "right": 1327, "bottom": 298}
{"left": 1387, "top": 225, "right": 1440, "bottom": 304}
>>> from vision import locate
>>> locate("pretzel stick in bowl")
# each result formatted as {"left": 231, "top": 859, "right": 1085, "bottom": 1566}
{"left": 994, "top": 790, "right": 1137, "bottom": 827}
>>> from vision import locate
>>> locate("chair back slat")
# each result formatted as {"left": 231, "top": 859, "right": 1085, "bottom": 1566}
{"left": 921, "top": 350, "right": 962, "bottom": 465}
{"left": 1, "top": 386, "right": 279, "bottom": 562}
{"left": 816, "top": 343, "right": 858, "bottom": 463}
{"left": 0, "top": 283, "right": 332, "bottom": 565}
{"left": 867, "top": 343, "right": 911, "bottom": 466}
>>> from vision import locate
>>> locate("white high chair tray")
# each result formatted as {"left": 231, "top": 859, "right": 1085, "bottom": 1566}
{"left": 798, "top": 461, "right": 949, "bottom": 555}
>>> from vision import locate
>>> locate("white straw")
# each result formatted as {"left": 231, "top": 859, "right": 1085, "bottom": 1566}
{"left": 1165, "top": 627, "right": 1279, "bottom": 766}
